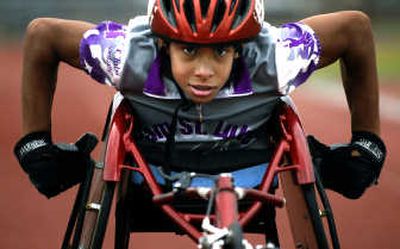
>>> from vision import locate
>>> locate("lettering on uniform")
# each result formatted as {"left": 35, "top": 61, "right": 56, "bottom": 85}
{"left": 213, "top": 121, "right": 249, "bottom": 139}
{"left": 178, "top": 118, "right": 206, "bottom": 135}
{"left": 139, "top": 119, "right": 252, "bottom": 145}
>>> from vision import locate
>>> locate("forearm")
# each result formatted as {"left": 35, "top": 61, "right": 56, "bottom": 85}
{"left": 339, "top": 19, "right": 380, "bottom": 135}
{"left": 302, "top": 11, "right": 381, "bottom": 135}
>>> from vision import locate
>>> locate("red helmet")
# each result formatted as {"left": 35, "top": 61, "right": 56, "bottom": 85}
{"left": 148, "top": 0, "right": 265, "bottom": 44}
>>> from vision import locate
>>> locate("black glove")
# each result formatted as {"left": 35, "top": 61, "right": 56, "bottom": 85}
{"left": 307, "top": 131, "right": 386, "bottom": 199}
{"left": 14, "top": 131, "right": 97, "bottom": 198}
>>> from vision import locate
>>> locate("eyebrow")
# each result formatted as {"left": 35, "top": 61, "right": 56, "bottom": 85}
{"left": 173, "top": 42, "right": 234, "bottom": 49}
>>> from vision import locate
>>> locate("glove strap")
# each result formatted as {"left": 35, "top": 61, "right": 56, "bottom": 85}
{"left": 14, "top": 131, "right": 52, "bottom": 160}
{"left": 352, "top": 131, "right": 386, "bottom": 163}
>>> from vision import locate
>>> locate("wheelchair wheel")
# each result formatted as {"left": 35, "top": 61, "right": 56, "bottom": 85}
{"left": 69, "top": 166, "right": 116, "bottom": 249}
{"left": 114, "top": 168, "right": 133, "bottom": 249}
{"left": 280, "top": 171, "right": 331, "bottom": 249}
{"left": 302, "top": 184, "right": 329, "bottom": 249}
{"left": 89, "top": 180, "right": 116, "bottom": 249}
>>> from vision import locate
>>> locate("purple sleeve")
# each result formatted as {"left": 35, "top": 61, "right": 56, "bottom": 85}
{"left": 275, "top": 22, "right": 321, "bottom": 94}
{"left": 79, "top": 21, "right": 128, "bottom": 86}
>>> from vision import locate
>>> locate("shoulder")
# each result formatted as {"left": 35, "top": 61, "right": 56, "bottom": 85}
{"left": 274, "top": 22, "right": 321, "bottom": 64}
{"left": 79, "top": 20, "right": 129, "bottom": 85}
{"left": 249, "top": 21, "right": 320, "bottom": 48}
{"left": 275, "top": 22, "right": 321, "bottom": 94}
{"left": 279, "top": 22, "right": 318, "bottom": 40}
{"left": 81, "top": 15, "right": 151, "bottom": 40}
{"left": 82, "top": 21, "right": 128, "bottom": 45}
{"left": 242, "top": 21, "right": 321, "bottom": 94}
{"left": 277, "top": 22, "right": 321, "bottom": 55}
{"left": 79, "top": 15, "right": 158, "bottom": 88}
{"left": 274, "top": 22, "right": 321, "bottom": 68}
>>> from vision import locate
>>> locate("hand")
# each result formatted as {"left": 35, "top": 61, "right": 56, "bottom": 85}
{"left": 307, "top": 131, "right": 386, "bottom": 199}
{"left": 14, "top": 131, "right": 97, "bottom": 198}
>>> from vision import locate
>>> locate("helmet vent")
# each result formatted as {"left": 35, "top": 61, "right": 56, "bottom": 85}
{"left": 160, "top": 0, "right": 177, "bottom": 28}
{"left": 229, "top": 0, "right": 238, "bottom": 14}
{"left": 200, "top": 0, "right": 211, "bottom": 18}
{"left": 211, "top": 0, "right": 227, "bottom": 32}
{"left": 174, "top": 0, "right": 180, "bottom": 12}
{"left": 183, "top": 0, "right": 197, "bottom": 32}
{"left": 231, "top": 0, "right": 250, "bottom": 29}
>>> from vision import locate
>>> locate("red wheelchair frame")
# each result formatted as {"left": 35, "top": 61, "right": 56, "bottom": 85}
{"left": 62, "top": 97, "right": 340, "bottom": 249}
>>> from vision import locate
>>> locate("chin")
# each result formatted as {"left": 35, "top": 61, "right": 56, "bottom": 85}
{"left": 190, "top": 96, "right": 215, "bottom": 104}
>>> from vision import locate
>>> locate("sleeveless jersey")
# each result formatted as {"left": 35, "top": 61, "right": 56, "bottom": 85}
{"left": 80, "top": 16, "right": 321, "bottom": 173}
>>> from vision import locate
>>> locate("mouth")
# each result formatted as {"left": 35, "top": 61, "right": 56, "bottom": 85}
{"left": 188, "top": 84, "right": 215, "bottom": 97}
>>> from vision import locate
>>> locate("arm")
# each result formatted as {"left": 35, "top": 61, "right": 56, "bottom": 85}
{"left": 301, "top": 11, "right": 380, "bottom": 135}
{"left": 21, "top": 18, "right": 95, "bottom": 135}
{"left": 15, "top": 18, "right": 99, "bottom": 198}
{"left": 302, "top": 12, "right": 387, "bottom": 199}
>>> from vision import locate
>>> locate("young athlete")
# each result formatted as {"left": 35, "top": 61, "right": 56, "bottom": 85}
{"left": 14, "top": 0, "right": 386, "bottom": 203}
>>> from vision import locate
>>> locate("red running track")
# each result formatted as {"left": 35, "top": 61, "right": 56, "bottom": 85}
{"left": 1, "top": 46, "right": 399, "bottom": 249}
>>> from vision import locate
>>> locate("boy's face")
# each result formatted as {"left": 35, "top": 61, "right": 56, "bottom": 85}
{"left": 168, "top": 42, "right": 238, "bottom": 104}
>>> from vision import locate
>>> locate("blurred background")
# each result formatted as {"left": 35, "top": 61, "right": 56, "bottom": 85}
{"left": 0, "top": 0, "right": 399, "bottom": 38}
{"left": 0, "top": 1, "right": 399, "bottom": 249}
{"left": 0, "top": 0, "right": 399, "bottom": 81}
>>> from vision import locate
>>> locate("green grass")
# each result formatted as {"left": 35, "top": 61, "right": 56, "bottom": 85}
{"left": 373, "top": 19, "right": 400, "bottom": 82}
{"left": 376, "top": 41, "right": 400, "bottom": 81}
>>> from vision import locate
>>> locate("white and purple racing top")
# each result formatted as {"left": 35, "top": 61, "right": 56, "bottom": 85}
{"left": 80, "top": 15, "right": 321, "bottom": 172}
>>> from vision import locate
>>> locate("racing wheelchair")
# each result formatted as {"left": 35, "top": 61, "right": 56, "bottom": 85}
{"left": 61, "top": 96, "right": 341, "bottom": 249}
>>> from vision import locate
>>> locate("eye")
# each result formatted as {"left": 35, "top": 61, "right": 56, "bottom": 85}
{"left": 183, "top": 46, "right": 198, "bottom": 56}
{"left": 214, "top": 46, "right": 229, "bottom": 57}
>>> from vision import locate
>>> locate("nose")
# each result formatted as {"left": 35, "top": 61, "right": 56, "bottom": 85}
{"left": 194, "top": 55, "right": 215, "bottom": 80}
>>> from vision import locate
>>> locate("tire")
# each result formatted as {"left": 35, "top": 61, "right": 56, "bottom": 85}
{"left": 114, "top": 168, "right": 132, "bottom": 249}
{"left": 301, "top": 184, "right": 330, "bottom": 249}
{"left": 89, "top": 180, "right": 116, "bottom": 249}
{"left": 78, "top": 171, "right": 116, "bottom": 249}
{"left": 279, "top": 171, "right": 330, "bottom": 249}
{"left": 62, "top": 160, "right": 95, "bottom": 249}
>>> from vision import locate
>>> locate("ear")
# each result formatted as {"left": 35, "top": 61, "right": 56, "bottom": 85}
{"left": 234, "top": 52, "right": 240, "bottom": 59}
